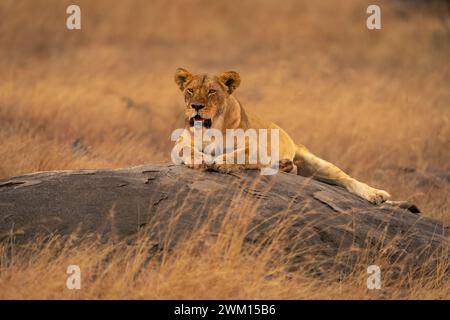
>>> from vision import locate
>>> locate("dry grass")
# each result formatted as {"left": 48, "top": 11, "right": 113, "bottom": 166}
{"left": 0, "top": 0, "right": 448, "bottom": 299}
{"left": 0, "top": 197, "right": 448, "bottom": 300}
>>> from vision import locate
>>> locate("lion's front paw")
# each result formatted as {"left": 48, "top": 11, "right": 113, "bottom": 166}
{"left": 207, "top": 163, "right": 244, "bottom": 173}
{"left": 186, "top": 163, "right": 207, "bottom": 170}
{"left": 184, "top": 161, "right": 208, "bottom": 170}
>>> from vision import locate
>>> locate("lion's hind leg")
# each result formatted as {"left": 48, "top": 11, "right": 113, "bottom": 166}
{"left": 294, "top": 145, "right": 390, "bottom": 204}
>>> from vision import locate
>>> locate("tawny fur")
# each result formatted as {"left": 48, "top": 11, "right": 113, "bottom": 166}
{"left": 174, "top": 68, "right": 390, "bottom": 204}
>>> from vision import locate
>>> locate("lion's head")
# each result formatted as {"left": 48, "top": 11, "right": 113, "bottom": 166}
{"left": 174, "top": 68, "right": 240, "bottom": 129}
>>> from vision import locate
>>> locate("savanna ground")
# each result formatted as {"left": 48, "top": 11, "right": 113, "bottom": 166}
{"left": 0, "top": 0, "right": 449, "bottom": 299}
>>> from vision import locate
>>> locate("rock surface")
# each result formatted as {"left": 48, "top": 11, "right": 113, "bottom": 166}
{"left": 0, "top": 163, "right": 448, "bottom": 278}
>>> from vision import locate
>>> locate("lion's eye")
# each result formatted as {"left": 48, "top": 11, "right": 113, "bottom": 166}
{"left": 208, "top": 89, "right": 216, "bottom": 95}
{"left": 187, "top": 88, "right": 194, "bottom": 95}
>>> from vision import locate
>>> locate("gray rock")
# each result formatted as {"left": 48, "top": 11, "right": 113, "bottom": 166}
{"left": 0, "top": 164, "right": 448, "bottom": 279}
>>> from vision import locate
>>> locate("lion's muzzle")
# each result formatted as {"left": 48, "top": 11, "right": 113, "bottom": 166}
{"left": 189, "top": 115, "right": 212, "bottom": 128}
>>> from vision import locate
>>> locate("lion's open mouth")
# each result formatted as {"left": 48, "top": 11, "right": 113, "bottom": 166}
{"left": 189, "top": 115, "right": 212, "bottom": 128}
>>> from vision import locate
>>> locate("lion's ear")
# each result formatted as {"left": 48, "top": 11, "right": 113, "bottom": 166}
{"left": 174, "top": 67, "right": 193, "bottom": 91}
{"left": 218, "top": 71, "right": 241, "bottom": 94}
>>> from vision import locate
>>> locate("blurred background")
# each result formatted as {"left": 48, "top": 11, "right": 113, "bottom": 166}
{"left": 0, "top": 0, "right": 448, "bottom": 220}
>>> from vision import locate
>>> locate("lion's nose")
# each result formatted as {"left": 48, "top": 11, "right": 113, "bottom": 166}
{"left": 191, "top": 104, "right": 205, "bottom": 111}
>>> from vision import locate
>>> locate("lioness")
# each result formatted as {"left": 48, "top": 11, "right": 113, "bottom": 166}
{"left": 174, "top": 68, "right": 390, "bottom": 204}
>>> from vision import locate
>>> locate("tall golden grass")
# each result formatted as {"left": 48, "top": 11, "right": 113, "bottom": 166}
{"left": 0, "top": 191, "right": 448, "bottom": 300}
{"left": 0, "top": 0, "right": 448, "bottom": 299}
